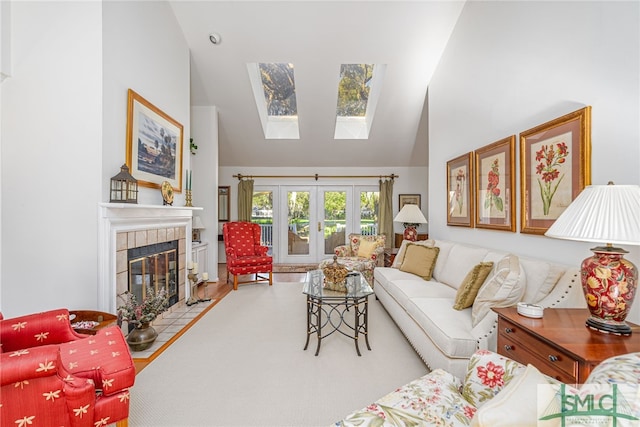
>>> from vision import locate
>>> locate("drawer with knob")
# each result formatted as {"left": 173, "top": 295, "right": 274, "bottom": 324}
{"left": 498, "top": 318, "right": 578, "bottom": 383}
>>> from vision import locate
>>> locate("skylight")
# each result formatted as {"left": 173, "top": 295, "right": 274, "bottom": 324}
{"left": 247, "top": 62, "right": 300, "bottom": 139}
{"left": 334, "top": 63, "right": 386, "bottom": 140}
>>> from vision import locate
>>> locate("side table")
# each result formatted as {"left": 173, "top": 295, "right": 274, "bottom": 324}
{"left": 383, "top": 248, "right": 399, "bottom": 267}
{"left": 494, "top": 307, "right": 640, "bottom": 384}
{"left": 69, "top": 310, "right": 117, "bottom": 335}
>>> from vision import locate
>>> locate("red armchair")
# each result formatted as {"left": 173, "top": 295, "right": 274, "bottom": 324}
{"left": 0, "top": 309, "right": 135, "bottom": 427}
{"left": 223, "top": 221, "right": 273, "bottom": 290}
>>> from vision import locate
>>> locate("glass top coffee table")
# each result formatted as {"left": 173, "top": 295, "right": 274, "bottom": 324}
{"left": 302, "top": 269, "right": 374, "bottom": 356}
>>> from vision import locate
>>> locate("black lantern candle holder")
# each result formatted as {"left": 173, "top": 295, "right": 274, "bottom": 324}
{"left": 110, "top": 164, "right": 138, "bottom": 204}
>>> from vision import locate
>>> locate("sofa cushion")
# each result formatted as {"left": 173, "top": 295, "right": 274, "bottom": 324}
{"left": 470, "top": 364, "right": 555, "bottom": 427}
{"left": 391, "top": 238, "right": 435, "bottom": 268}
{"left": 454, "top": 262, "right": 494, "bottom": 310}
{"left": 519, "top": 258, "right": 565, "bottom": 303}
{"left": 472, "top": 254, "right": 525, "bottom": 327}
{"left": 380, "top": 279, "right": 458, "bottom": 313}
{"left": 435, "top": 244, "right": 490, "bottom": 290}
{"left": 405, "top": 297, "right": 478, "bottom": 358}
{"left": 399, "top": 244, "right": 440, "bottom": 280}
{"left": 337, "top": 368, "right": 474, "bottom": 427}
{"left": 461, "top": 349, "right": 527, "bottom": 409}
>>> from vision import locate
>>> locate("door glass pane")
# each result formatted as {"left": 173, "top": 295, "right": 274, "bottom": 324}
{"left": 324, "top": 191, "right": 347, "bottom": 255}
{"left": 288, "top": 191, "right": 309, "bottom": 255}
{"left": 360, "top": 191, "right": 379, "bottom": 235}
{"left": 252, "top": 191, "right": 273, "bottom": 255}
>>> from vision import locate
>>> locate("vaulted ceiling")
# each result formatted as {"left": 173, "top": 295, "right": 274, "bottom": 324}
{"left": 169, "top": 1, "right": 465, "bottom": 167}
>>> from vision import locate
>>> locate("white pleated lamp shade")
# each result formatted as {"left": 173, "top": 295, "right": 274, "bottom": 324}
{"left": 192, "top": 216, "right": 206, "bottom": 230}
{"left": 394, "top": 204, "right": 428, "bottom": 224}
{"left": 545, "top": 184, "right": 640, "bottom": 246}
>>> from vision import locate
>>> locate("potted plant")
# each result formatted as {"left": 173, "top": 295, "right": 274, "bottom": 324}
{"left": 117, "top": 285, "right": 169, "bottom": 351}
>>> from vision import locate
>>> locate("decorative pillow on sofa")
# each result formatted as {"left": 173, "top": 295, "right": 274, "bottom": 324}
{"left": 471, "top": 253, "right": 525, "bottom": 327}
{"left": 356, "top": 239, "right": 380, "bottom": 259}
{"left": 391, "top": 238, "right": 435, "bottom": 268}
{"left": 470, "top": 364, "right": 556, "bottom": 427}
{"left": 453, "top": 262, "right": 494, "bottom": 310}
{"left": 399, "top": 244, "right": 440, "bottom": 280}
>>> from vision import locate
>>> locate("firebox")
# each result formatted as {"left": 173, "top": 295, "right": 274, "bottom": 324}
{"left": 128, "top": 240, "right": 179, "bottom": 307}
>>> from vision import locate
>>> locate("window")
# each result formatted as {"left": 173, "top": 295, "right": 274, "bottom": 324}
{"left": 334, "top": 64, "right": 386, "bottom": 139}
{"left": 247, "top": 62, "right": 300, "bottom": 139}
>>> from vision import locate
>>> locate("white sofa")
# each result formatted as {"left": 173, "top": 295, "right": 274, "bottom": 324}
{"left": 374, "top": 239, "right": 587, "bottom": 379}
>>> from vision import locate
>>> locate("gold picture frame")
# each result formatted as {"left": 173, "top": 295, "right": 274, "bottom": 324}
{"left": 475, "top": 136, "right": 516, "bottom": 232}
{"left": 126, "top": 89, "right": 184, "bottom": 192}
{"left": 520, "top": 107, "right": 591, "bottom": 235}
{"left": 399, "top": 194, "right": 421, "bottom": 210}
{"left": 446, "top": 152, "right": 474, "bottom": 227}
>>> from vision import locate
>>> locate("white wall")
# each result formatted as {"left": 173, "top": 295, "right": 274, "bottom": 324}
{"left": 0, "top": 1, "right": 190, "bottom": 318}
{"left": 428, "top": 1, "right": 640, "bottom": 323}
{"left": 1, "top": 1, "right": 102, "bottom": 317}
{"left": 191, "top": 106, "right": 218, "bottom": 279}
{"left": 103, "top": 1, "right": 191, "bottom": 206}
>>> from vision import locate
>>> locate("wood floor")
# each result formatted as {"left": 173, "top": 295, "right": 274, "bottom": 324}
{"left": 133, "top": 264, "right": 307, "bottom": 372}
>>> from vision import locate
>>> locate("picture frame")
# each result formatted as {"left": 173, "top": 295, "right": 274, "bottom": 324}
{"left": 475, "top": 136, "right": 516, "bottom": 232}
{"left": 520, "top": 106, "right": 591, "bottom": 235}
{"left": 126, "top": 89, "right": 184, "bottom": 192}
{"left": 399, "top": 194, "right": 421, "bottom": 210}
{"left": 218, "top": 186, "right": 230, "bottom": 222}
{"left": 446, "top": 152, "right": 474, "bottom": 227}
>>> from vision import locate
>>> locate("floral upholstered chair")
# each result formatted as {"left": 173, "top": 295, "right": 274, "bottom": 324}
{"left": 0, "top": 308, "right": 135, "bottom": 427}
{"left": 223, "top": 221, "right": 273, "bottom": 290}
{"left": 319, "top": 233, "right": 386, "bottom": 288}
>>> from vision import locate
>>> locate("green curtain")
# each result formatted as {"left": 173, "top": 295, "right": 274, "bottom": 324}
{"left": 237, "top": 179, "right": 254, "bottom": 221}
{"left": 378, "top": 179, "right": 394, "bottom": 249}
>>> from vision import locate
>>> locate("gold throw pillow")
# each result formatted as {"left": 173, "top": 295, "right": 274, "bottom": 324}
{"left": 453, "top": 262, "right": 494, "bottom": 310}
{"left": 399, "top": 244, "right": 440, "bottom": 280}
{"left": 357, "top": 239, "right": 380, "bottom": 258}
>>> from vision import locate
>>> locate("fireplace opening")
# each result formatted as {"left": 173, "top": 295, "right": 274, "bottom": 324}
{"left": 128, "top": 240, "right": 179, "bottom": 308}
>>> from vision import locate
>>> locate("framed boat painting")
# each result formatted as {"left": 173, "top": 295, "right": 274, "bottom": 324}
{"left": 520, "top": 106, "right": 591, "bottom": 235}
{"left": 126, "top": 89, "right": 184, "bottom": 192}
{"left": 474, "top": 136, "right": 516, "bottom": 232}
{"left": 446, "top": 152, "right": 474, "bottom": 227}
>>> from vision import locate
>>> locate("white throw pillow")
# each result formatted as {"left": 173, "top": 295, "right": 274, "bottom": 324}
{"left": 391, "top": 238, "right": 435, "bottom": 268}
{"left": 470, "top": 364, "right": 556, "bottom": 427}
{"left": 471, "top": 253, "right": 525, "bottom": 327}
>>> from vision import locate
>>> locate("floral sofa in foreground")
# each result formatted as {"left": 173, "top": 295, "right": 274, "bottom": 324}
{"left": 334, "top": 350, "right": 640, "bottom": 426}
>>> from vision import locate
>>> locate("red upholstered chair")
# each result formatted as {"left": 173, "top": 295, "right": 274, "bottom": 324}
{"left": 0, "top": 308, "right": 135, "bottom": 427}
{"left": 223, "top": 221, "right": 273, "bottom": 290}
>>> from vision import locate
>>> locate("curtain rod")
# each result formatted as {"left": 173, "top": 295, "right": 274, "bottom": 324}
{"left": 233, "top": 173, "right": 398, "bottom": 181}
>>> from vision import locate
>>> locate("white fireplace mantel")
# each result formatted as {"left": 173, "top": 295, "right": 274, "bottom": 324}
{"left": 98, "top": 203, "right": 203, "bottom": 313}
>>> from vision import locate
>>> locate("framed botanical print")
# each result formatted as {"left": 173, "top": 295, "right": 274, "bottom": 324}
{"left": 446, "top": 152, "right": 474, "bottom": 227}
{"left": 475, "top": 136, "right": 516, "bottom": 232}
{"left": 126, "top": 89, "right": 184, "bottom": 192}
{"left": 399, "top": 194, "right": 421, "bottom": 209}
{"left": 520, "top": 106, "right": 591, "bottom": 234}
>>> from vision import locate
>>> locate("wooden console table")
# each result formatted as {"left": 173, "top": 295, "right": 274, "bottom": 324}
{"left": 494, "top": 307, "right": 640, "bottom": 384}
{"left": 394, "top": 233, "right": 429, "bottom": 248}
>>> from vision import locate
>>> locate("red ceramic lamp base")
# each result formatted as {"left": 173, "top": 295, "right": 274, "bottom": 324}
{"left": 403, "top": 226, "right": 418, "bottom": 242}
{"left": 581, "top": 246, "right": 637, "bottom": 336}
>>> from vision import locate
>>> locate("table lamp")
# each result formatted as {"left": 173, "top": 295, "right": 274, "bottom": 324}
{"left": 192, "top": 216, "right": 205, "bottom": 243}
{"left": 545, "top": 182, "right": 640, "bottom": 336}
{"left": 394, "top": 204, "right": 427, "bottom": 241}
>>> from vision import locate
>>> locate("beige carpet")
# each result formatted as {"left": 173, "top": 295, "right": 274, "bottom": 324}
{"left": 129, "top": 282, "right": 428, "bottom": 426}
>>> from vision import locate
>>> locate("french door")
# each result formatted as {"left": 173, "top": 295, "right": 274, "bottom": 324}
{"left": 275, "top": 185, "right": 377, "bottom": 264}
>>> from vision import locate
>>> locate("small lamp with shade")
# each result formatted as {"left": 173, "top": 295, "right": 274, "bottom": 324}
{"left": 394, "top": 204, "right": 428, "bottom": 242}
{"left": 545, "top": 182, "right": 639, "bottom": 336}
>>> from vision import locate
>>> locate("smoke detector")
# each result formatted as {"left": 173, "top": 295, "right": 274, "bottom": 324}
{"left": 209, "top": 33, "right": 222, "bottom": 45}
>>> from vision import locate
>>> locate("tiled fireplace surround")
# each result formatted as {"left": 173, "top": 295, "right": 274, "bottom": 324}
{"left": 98, "top": 203, "right": 200, "bottom": 315}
